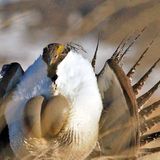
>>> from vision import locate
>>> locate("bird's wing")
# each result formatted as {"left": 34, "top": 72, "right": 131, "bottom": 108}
{"left": 0, "top": 62, "right": 24, "bottom": 130}
{"left": 0, "top": 62, "right": 24, "bottom": 98}
{"left": 0, "top": 62, "right": 24, "bottom": 158}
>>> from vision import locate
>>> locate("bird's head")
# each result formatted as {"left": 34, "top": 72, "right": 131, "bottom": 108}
{"left": 42, "top": 43, "right": 70, "bottom": 81}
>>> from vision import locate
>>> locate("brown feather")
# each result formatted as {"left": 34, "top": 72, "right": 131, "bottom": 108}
{"left": 139, "top": 100, "right": 160, "bottom": 118}
{"left": 140, "top": 115, "right": 160, "bottom": 135}
{"left": 127, "top": 39, "right": 154, "bottom": 80}
{"left": 133, "top": 58, "right": 160, "bottom": 95}
{"left": 137, "top": 81, "right": 160, "bottom": 108}
{"left": 140, "top": 131, "right": 160, "bottom": 146}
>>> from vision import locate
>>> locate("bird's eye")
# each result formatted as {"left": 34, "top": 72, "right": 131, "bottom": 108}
{"left": 54, "top": 54, "right": 58, "bottom": 59}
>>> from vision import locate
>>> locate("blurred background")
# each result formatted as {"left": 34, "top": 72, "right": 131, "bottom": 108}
{"left": 0, "top": 0, "right": 159, "bottom": 159}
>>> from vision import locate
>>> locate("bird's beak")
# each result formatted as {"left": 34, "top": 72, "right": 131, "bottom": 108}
{"left": 50, "top": 44, "right": 66, "bottom": 65}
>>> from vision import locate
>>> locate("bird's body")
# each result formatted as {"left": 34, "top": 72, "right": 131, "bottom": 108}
{"left": 4, "top": 47, "right": 102, "bottom": 160}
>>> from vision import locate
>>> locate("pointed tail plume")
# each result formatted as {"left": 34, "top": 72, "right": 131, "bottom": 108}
{"left": 140, "top": 147, "right": 160, "bottom": 157}
{"left": 137, "top": 80, "right": 160, "bottom": 108}
{"left": 111, "top": 36, "right": 127, "bottom": 60}
{"left": 139, "top": 100, "right": 160, "bottom": 118}
{"left": 140, "top": 131, "right": 160, "bottom": 146}
{"left": 133, "top": 58, "right": 160, "bottom": 95}
{"left": 92, "top": 36, "right": 100, "bottom": 70}
{"left": 118, "top": 28, "right": 146, "bottom": 64}
{"left": 111, "top": 27, "right": 146, "bottom": 64}
{"left": 127, "top": 40, "right": 155, "bottom": 81}
{"left": 140, "top": 115, "right": 160, "bottom": 135}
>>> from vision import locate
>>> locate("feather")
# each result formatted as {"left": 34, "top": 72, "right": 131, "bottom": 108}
{"left": 110, "top": 36, "right": 127, "bottom": 60}
{"left": 140, "top": 115, "right": 160, "bottom": 134}
{"left": 91, "top": 37, "right": 100, "bottom": 70}
{"left": 0, "top": 62, "right": 24, "bottom": 159}
{"left": 139, "top": 100, "right": 160, "bottom": 118}
{"left": 133, "top": 58, "right": 160, "bottom": 95}
{"left": 117, "top": 27, "right": 146, "bottom": 63}
{"left": 140, "top": 131, "right": 160, "bottom": 146}
{"left": 127, "top": 39, "right": 154, "bottom": 80}
{"left": 140, "top": 147, "right": 160, "bottom": 157}
{"left": 0, "top": 62, "right": 24, "bottom": 98}
{"left": 137, "top": 81, "right": 160, "bottom": 108}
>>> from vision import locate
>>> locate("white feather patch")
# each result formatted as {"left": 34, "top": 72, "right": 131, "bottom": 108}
{"left": 56, "top": 50, "right": 103, "bottom": 135}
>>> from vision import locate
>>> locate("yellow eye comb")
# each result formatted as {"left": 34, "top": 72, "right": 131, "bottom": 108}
{"left": 56, "top": 45, "right": 65, "bottom": 56}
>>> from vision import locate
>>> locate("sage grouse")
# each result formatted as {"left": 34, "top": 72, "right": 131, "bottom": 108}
{"left": 0, "top": 32, "right": 159, "bottom": 160}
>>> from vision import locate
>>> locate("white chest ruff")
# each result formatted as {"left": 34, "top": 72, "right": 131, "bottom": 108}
{"left": 55, "top": 50, "right": 103, "bottom": 159}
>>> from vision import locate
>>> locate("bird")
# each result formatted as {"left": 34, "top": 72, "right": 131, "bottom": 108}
{"left": 0, "top": 28, "right": 160, "bottom": 160}
{"left": 0, "top": 42, "right": 103, "bottom": 160}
